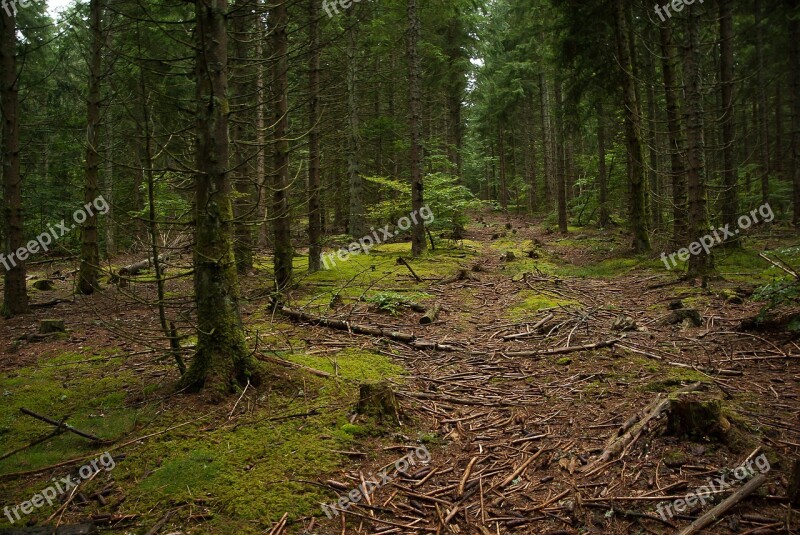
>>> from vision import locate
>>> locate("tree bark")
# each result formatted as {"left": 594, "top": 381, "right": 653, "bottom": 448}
{"left": 271, "top": 0, "right": 293, "bottom": 291}
{"left": 683, "top": 4, "right": 713, "bottom": 278}
{"left": 755, "top": 2, "right": 771, "bottom": 206}
{"left": 613, "top": 0, "right": 650, "bottom": 252}
{"left": 659, "top": 18, "right": 687, "bottom": 245}
{"left": 308, "top": 0, "right": 322, "bottom": 272}
{"left": 231, "top": 0, "right": 254, "bottom": 273}
{"left": 0, "top": 7, "right": 28, "bottom": 316}
{"left": 407, "top": 0, "right": 426, "bottom": 257}
{"left": 554, "top": 82, "right": 568, "bottom": 233}
{"left": 719, "top": 0, "right": 739, "bottom": 240}
{"left": 789, "top": 0, "right": 800, "bottom": 226}
{"left": 346, "top": 8, "right": 365, "bottom": 238}
{"left": 78, "top": 0, "right": 103, "bottom": 295}
{"left": 181, "top": 0, "right": 258, "bottom": 396}
{"left": 596, "top": 100, "right": 610, "bottom": 228}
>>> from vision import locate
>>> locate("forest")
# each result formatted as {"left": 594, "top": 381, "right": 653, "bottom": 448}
{"left": 0, "top": 0, "right": 799, "bottom": 533}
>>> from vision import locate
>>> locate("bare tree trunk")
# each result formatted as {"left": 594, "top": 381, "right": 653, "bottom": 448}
{"left": 614, "top": 0, "right": 650, "bottom": 252}
{"left": 789, "top": 0, "right": 800, "bottom": 226}
{"left": 539, "top": 73, "right": 553, "bottom": 207}
{"left": 181, "top": 0, "right": 258, "bottom": 396}
{"left": 271, "top": 0, "right": 293, "bottom": 292}
{"left": 755, "top": 2, "right": 771, "bottom": 205}
{"left": 308, "top": 0, "right": 322, "bottom": 272}
{"left": 719, "top": 0, "right": 739, "bottom": 240}
{"left": 78, "top": 0, "right": 103, "bottom": 295}
{"left": 659, "top": 18, "right": 687, "bottom": 245}
{"left": 554, "top": 82, "right": 568, "bottom": 233}
{"left": 231, "top": 0, "right": 254, "bottom": 273}
{"left": 346, "top": 9, "right": 365, "bottom": 238}
{"left": 255, "top": 22, "right": 269, "bottom": 249}
{"left": 0, "top": 7, "right": 28, "bottom": 316}
{"left": 597, "top": 100, "right": 610, "bottom": 228}
{"left": 407, "top": 0, "right": 426, "bottom": 257}
{"left": 683, "top": 4, "right": 713, "bottom": 277}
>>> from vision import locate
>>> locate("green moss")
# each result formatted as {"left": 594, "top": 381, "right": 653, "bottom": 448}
{"left": 508, "top": 291, "right": 577, "bottom": 320}
{"left": 285, "top": 349, "right": 405, "bottom": 382}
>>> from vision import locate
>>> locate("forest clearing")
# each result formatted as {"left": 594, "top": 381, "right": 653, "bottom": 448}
{"left": 0, "top": 0, "right": 799, "bottom": 533}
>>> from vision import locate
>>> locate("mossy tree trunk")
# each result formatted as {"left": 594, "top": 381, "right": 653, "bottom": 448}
{"left": 182, "top": 0, "right": 260, "bottom": 396}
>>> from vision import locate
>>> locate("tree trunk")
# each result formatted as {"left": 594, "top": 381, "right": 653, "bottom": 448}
{"left": 181, "top": 0, "right": 258, "bottom": 396}
{"left": 597, "top": 100, "right": 610, "bottom": 228}
{"left": 407, "top": 0, "right": 426, "bottom": 257}
{"left": 659, "top": 18, "right": 687, "bottom": 245}
{"left": 271, "top": 0, "right": 293, "bottom": 292}
{"left": 308, "top": 0, "right": 322, "bottom": 272}
{"left": 644, "top": 40, "right": 661, "bottom": 230}
{"left": 1, "top": 8, "right": 28, "bottom": 317}
{"left": 255, "top": 21, "right": 269, "bottom": 249}
{"left": 78, "top": 0, "right": 103, "bottom": 295}
{"left": 554, "top": 82, "right": 568, "bottom": 233}
{"left": 789, "top": 0, "right": 800, "bottom": 226}
{"left": 346, "top": 9, "right": 365, "bottom": 238}
{"left": 683, "top": 4, "right": 713, "bottom": 278}
{"left": 755, "top": 2, "right": 771, "bottom": 205}
{"left": 719, "top": 0, "right": 739, "bottom": 240}
{"left": 232, "top": 0, "right": 254, "bottom": 273}
{"left": 498, "top": 126, "right": 508, "bottom": 210}
{"left": 613, "top": 0, "right": 650, "bottom": 252}
{"left": 539, "top": 73, "right": 553, "bottom": 207}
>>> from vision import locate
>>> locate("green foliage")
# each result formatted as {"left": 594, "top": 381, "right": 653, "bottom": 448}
{"left": 365, "top": 292, "right": 413, "bottom": 314}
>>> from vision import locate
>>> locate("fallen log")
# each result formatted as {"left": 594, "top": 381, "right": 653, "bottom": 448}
{"left": 504, "top": 338, "right": 621, "bottom": 357}
{"left": 278, "top": 306, "right": 462, "bottom": 352}
{"left": 677, "top": 473, "right": 768, "bottom": 535}
{"left": 117, "top": 253, "right": 173, "bottom": 277}
{"left": 420, "top": 304, "right": 441, "bottom": 325}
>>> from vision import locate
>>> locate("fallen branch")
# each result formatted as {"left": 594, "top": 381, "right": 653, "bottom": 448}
{"left": 504, "top": 338, "right": 622, "bottom": 358}
{"left": 20, "top": 408, "right": 105, "bottom": 443}
{"left": 677, "top": 473, "right": 768, "bottom": 535}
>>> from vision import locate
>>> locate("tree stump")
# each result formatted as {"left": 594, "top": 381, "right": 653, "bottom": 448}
{"left": 39, "top": 319, "right": 65, "bottom": 334}
{"left": 667, "top": 398, "right": 727, "bottom": 440}
{"left": 356, "top": 381, "right": 400, "bottom": 424}
{"left": 660, "top": 308, "right": 702, "bottom": 327}
{"left": 32, "top": 279, "right": 55, "bottom": 291}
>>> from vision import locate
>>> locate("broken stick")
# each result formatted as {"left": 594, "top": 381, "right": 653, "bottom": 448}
{"left": 677, "top": 473, "right": 767, "bottom": 535}
{"left": 20, "top": 408, "right": 104, "bottom": 443}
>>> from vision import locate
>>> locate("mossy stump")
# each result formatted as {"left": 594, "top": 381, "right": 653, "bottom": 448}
{"left": 356, "top": 381, "right": 400, "bottom": 425}
{"left": 39, "top": 319, "right": 65, "bottom": 334}
{"left": 32, "top": 279, "right": 55, "bottom": 291}
{"left": 667, "top": 398, "right": 727, "bottom": 440}
{"left": 666, "top": 395, "right": 754, "bottom": 452}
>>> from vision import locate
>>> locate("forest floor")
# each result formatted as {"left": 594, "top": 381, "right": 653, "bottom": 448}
{"left": 0, "top": 210, "right": 799, "bottom": 535}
